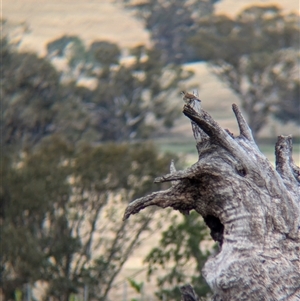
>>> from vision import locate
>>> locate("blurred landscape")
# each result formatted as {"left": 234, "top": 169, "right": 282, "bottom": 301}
{"left": 2, "top": 0, "right": 299, "bottom": 300}
{"left": 3, "top": 0, "right": 299, "bottom": 144}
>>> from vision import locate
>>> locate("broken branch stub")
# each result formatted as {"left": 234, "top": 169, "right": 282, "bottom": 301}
{"left": 123, "top": 102, "right": 300, "bottom": 301}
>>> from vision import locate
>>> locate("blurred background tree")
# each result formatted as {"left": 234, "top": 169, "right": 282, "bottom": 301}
{"left": 1, "top": 37, "right": 98, "bottom": 148}
{"left": 122, "top": 0, "right": 221, "bottom": 64}
{"left": 1, "top": 135, "right": 177, "bottom": 301}
{"left": 1, "top": 32, "right": 189, "bottom": 301}
{"left": 189, "top": 5, "right": 300, "bottom": 139}
{"left": 124, "top": 3, "right": 299, "bottom": 139}
{"left": 1, "top": 37, "right": 62, "bottom": 145}
{"left": 46, "top": 36, "right": 192, "bottom": 141}
{"left": 272, "top": 68, "right": 300, "bottom": 126}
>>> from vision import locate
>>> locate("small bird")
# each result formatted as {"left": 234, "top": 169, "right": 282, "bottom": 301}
{"left": 181, "top": 91, "right": 200, "bottom": 104}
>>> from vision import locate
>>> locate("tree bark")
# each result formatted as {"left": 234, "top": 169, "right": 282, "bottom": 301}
{"left": 180, "top": 284, "right": 200, "bottom": 301}
{"left": 123, "top": 101, "right": 300, "bottom": 301}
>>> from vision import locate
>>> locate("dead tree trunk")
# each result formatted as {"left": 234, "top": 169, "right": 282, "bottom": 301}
{"left": 123, "top": 101, "right": 300, "bottom": 301}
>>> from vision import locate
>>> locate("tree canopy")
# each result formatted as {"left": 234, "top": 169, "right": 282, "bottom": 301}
{"left": 122, "top": 0, "right": 220, "bottom": 64}
{"left": 1, "top": 38, "right": 97, "bottom": 148}
{"left": 46, "top": 36, "right": 192, "bottom": 141}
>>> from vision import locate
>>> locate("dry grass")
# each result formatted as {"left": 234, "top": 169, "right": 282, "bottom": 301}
{"left": 3, "top": 0, "right": 299, "bottom": 55}
{"left": 2, "top": 0, "right": 150, "bottom": 55}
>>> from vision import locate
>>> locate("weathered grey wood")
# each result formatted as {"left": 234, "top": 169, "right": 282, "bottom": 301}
{"left": 180, "top": 284, "right": 200, "bottom": 301}
{"left": 123, "top": 103, "right": 300, "bottom": 301}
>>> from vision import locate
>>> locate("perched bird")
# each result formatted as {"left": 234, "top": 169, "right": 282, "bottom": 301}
{"left": 181, "top": 91, "right": 200, "bottom": 104}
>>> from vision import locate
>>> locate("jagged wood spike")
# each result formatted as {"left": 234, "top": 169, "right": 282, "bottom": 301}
{"left": 232, "top": 103, "right": 254, "bottom": 141}
{"left": 183, "top": 104, "right": 225, "bottom": 139}
{"left": 189, "top": 93, "right": 207, "bottom": 144}
{"left": 170, "top": 159, "right": 176, "bottom": 173}
{"left": 170, "top": 159, "right": 180, "bottom": 186}
{"left": 183, "top": 104, "right": 256, "bottom": 170}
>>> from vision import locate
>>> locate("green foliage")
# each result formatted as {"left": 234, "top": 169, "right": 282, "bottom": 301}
{"left": 145, "top": 211, "right": 213, "bottom": 300}
{"left": 124, "top": 1, "right": 299, "bottom": 136}
{"left": 2, "top": 33, "right": 192, "bottom": 148}
{"left": 2, "top": 34, "right": 186, "bottom": 301}
{"left": 47, "top": 35, "right": 84, "bottom": 58}
{"left": 14, "top": 289, "right": 22, "bottom": 301}
{"left": 128, "top": 278, "right": 144, "bottom": 293}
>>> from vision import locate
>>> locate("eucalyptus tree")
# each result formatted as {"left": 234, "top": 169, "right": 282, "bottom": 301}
{"left": 190, "top": 5, "right": 300, "bottom": 138}
{"left": 121, "top": 0, "right": 220, "bottom": 64}
{"left": 46, "top": 36, "right": 192, "bottom": 141}
{"left": 2, "top": 36, "right": 186, "bottom": 300}
{"left": 1, "top": 136, "right": 177, "bottom": 301}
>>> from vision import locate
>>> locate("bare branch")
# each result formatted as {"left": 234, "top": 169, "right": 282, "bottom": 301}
{"left": 123, "top": 190, "right": 172, "bottom": 220}
{"left": 123, "top": 184, "right": 197, "bottom": 220}
{"left": 154, "top": 169, "right": 192, "bottom": 183}
{"left": 155, "top": 160, "right": 211, "bottom": 183}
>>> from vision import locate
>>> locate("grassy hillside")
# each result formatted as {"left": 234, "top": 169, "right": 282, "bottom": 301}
{"left": 3, "top": 0, "right": 298, "bottom": 55}
{"left": 2, "top": 0, "right": 150, "bottom": 55}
